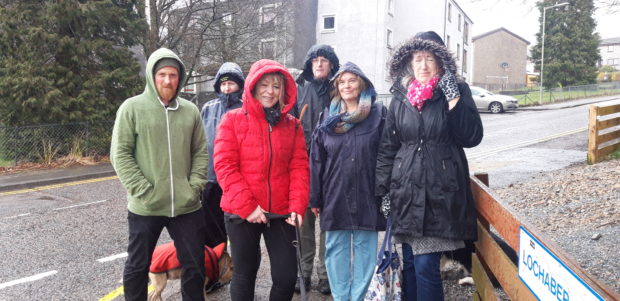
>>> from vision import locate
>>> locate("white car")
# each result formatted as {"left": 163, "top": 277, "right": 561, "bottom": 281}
{"left": 470, "top": 86, "right": 519, "bottom": 114}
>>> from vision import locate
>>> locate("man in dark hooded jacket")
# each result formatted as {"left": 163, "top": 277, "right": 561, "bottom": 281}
{"left": 291, "top": 44, "right": 339, "bottom": 294}
{"left": 200, "top": 62, "right": 244, "bottom": 248}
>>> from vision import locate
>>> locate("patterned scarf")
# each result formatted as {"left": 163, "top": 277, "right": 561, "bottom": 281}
{"left": 320, "top": 90, "right": 373, "bottom": 134}
{"left": 406, "top": 76, "right": 439, "bottom": 111}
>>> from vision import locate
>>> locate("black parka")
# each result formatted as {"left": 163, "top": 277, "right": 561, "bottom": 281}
{"left": 292, "top": 44, "right": 340, "bottom": 152}
{"left": 375, "top": 38, "right": 483, "bottom": 241}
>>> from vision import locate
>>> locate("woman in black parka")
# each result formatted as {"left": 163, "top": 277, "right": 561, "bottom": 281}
{"left": 375, "top": 31, "right": 483, "bottom": 301}
{"left": 310, "top": 62, "right": 386, "bottom": 301}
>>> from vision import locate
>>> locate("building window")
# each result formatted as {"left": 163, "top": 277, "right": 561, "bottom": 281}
{"left": 457, "top": 44, "right": 460, "bottom": 60}
{"left": 609, "top": 45, "right": 614, "bottom": 52}
{"left": 260, "top": 4, "right": 277, "bottom": 25}
{"left": 260, "top": 39, "right": 275, "bottom": 59}
{"left": 458, "top": 14, "right": 461, "bottom": 31}
{"left": 446, "top": 35, "right": 450, "bottom": 50}
{"left": 388, "top": 0, "right": 394, "bottom": 16}
{"left": 463, "top": 49, "right": 468, "bottom": 71}
{"left": 608, "top": 59, "right": 614, "bottom": 65}
{"left": 464, "top": 22, "right": 469, "bottom": 44}
{"left": 615, "top": 58, "right": 620, "bottom": 65}
{"left": 387, "top": 28, "right": 393, "bottom": 49}
{"left": 448, "top": 3, "right": 452, "bottom": 22}
{"left": 322, "top": 15, "right": 335, "bottom": 32}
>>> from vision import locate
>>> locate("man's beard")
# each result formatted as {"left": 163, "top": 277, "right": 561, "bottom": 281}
{"left": 158, "top": 86, "right": 176, "bottom": 102}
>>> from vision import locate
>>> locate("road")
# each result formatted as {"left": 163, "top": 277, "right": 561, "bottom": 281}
{"left": 0, "top": 100, "right": 612, "bottom": 300}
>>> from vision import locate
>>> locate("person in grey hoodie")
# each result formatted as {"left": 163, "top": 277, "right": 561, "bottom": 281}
{"left": 200, "top": 62, "right": 245, "bottom": 248}
{"left": 291, "top": 44, "right": 340, "bottom": 295}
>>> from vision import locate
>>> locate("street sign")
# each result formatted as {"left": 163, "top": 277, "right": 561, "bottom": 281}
{"left": 518, "top": 226, "right": 604, "bottom": 301}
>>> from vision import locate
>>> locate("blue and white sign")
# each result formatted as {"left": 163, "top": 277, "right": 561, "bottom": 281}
{"left": 518, "top": 226, "right": 603, "bottom": 301}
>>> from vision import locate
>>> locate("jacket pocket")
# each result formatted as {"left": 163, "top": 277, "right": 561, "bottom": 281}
{"left": 175, "top": 177, "right": 199, "bottom": 209}
{"left": 136, "top": 183, "right": 166, "bottom": 212}
{"left": 439, "top": 149, "right": 460, "bottom": 192}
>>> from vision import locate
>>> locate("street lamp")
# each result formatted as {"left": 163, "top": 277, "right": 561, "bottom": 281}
{"left": 540, "top": 2, "right": 569, "bottom": 103}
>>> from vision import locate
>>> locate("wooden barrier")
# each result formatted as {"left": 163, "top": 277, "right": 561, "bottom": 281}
{"left": 588, "top": 101, "right": 620, "bottom": 164}
{"left": 470, "top": 174, "right": 619, "bottom": 300}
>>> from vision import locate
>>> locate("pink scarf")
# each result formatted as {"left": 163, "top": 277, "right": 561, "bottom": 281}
{"left": 406, "top": 76, "right": 439, "bottom": 111}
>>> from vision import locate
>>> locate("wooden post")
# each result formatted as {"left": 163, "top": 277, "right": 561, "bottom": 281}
{"left": 587, "top": 105, "right": 599, "bottom": 164}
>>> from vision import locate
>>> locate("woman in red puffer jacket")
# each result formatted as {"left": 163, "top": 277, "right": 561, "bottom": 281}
{"left": 213, "top": 59, "right": 309, "bottom": 300}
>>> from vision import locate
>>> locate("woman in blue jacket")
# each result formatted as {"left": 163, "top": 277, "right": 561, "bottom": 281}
{"left": 309, "top": 62, "right": 386, "bottom": 301}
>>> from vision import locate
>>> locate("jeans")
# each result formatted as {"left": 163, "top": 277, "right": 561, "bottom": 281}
{"left": 123, "top": 210, "right": 206, "bottom": 301}
{"left": 401, "top": 243, "right": 444, "bottom": 301}
{"left": 225, "top": 218, "right": 297, "bottom": 301}
{"left": 325, "top": 230, "right": 377, "bottom": 301}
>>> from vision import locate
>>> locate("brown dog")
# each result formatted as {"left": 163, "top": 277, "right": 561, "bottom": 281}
{"left": 148, "top": 242, "right": 233, "bottom": 301}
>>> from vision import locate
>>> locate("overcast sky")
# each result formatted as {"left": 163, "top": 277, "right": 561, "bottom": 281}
{"left": 458, "top": 0, "right": 619, "bottom": 45}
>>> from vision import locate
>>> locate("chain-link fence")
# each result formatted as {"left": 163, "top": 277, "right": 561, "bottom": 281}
{"left": 0, "top": 121, "right": 114, "bottom": 166}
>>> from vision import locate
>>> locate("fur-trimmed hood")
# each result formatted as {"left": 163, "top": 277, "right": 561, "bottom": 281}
{"left": 297, "top": 44, "right": 340, "bottom": 84}
{"left": 388, "top": 38, "right": 458, "bottom": 84}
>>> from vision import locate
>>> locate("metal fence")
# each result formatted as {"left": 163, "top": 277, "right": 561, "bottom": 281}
{"left": 511, "top": 82, "right": 620, "bottom": 106}
{"left": 0, "top": 121, "right": 114, "bottom": 166}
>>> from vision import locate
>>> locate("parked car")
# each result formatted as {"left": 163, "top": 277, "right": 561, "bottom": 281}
{"left": 470, "top": 86, "right": 519, "bottom": 114}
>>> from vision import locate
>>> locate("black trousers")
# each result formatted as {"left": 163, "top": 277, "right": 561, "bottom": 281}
{"left": 123, "top": 210, "right": 206, "bottom": 301}
{"left": 201, "top": 182, "right": 227, "bottom": 248}
{"left": 225, "top": 218, "right": 298, "bottom": 301}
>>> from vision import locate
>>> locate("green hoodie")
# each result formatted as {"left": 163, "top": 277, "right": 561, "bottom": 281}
{"left": 110, "top": 48, "right": 208, "bottom": 217}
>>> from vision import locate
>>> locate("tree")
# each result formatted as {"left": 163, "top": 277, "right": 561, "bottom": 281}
{"left": 0, "top": 0, "right": 145, "bottom": 126}
{"left": 530, "top": 0, "right": 600, "bottom": 88}
{"left": 139, "top": 0, "right": 297, "bottom": 86}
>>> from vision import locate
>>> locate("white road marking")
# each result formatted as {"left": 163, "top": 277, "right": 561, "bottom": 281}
{"left": 53, "top": 199, "right": 108, "bottom": 211}
{"left": 467, "top": 127, "right": 587, "bottom": 160}
{"left": 97, "top": 252, "right": 128, "bottom": 263}
{"left": 3, "top": 213, "right": 31, "bottom": 219}
{"left": 0, "top": 270, "right": 58, "bottom": 290}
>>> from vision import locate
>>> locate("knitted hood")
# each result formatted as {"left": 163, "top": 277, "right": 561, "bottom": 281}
{"left": 297, "top": 44, "right": 340, "bottom": 83}
{"left": 388, "top": 37, "right": 458, "bottom": 84}
{"left": 213, "top": 62, "right": 245, "bottom": 93}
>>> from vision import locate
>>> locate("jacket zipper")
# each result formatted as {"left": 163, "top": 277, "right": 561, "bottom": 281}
{"left": 165, "top": 108, "right": 175, "bottom": 217}
{"left": 267, "top": 124, "right": 273, "bottom": 226}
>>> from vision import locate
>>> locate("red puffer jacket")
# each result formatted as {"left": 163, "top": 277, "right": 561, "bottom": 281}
{"left": 214, "top": 59, "right": 309, "bottom": 219}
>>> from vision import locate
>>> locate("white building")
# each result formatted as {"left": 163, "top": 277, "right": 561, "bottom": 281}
{"left": 315, "top": 0, "right": 473, "bottom": 94}
{"left": 599, "top": 37, "right": 620, "bottom": 69}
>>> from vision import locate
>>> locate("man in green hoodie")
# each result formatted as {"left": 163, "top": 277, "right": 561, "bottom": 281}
{"left": 111, "top": 48, "right": 209, "bottom": 301}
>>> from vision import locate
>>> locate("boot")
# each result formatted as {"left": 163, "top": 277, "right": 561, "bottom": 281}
{"left": 294, "top": 276, "right": 311, "bottom": 293}
{"left": 317, "top": 278, "right": 331, "bottom": 295}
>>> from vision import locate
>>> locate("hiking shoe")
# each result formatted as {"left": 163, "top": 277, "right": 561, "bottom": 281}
{"left": 294, "top": 276, "right": 311, "bottom": 293}
{"left": 317, "top": 278, "right": 331, "bottom": 295}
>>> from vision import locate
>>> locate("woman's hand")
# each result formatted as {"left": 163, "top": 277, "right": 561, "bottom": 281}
{"left": 286, "top": 212, "right": 303, "bottom": 227}
{"left": 311, "top": 208, "right": 321, "bottom": 217}
{"left": 438, "top": 70, "right": 460, "bottom": 110}
{"left": 246, "top": 206, "right": 268, "bottom": 224}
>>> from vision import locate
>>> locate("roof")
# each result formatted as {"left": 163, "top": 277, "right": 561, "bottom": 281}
{"left": 601, "top": 37, "right": 620, "bottom": 46}
{"left": 451, "top": 0, "right": 473, "bottom": 24}
{"left": 472, "top": 27, "right": 530, "bottom": 45}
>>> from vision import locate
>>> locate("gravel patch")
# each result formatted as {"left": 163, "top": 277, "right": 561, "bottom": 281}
{"left": 495, "top": 158, "right": 620, "bottom": 295}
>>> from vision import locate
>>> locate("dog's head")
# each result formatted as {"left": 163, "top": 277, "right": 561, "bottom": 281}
{"left": 205, "top": 250, "right": 234, "bottom": 294}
